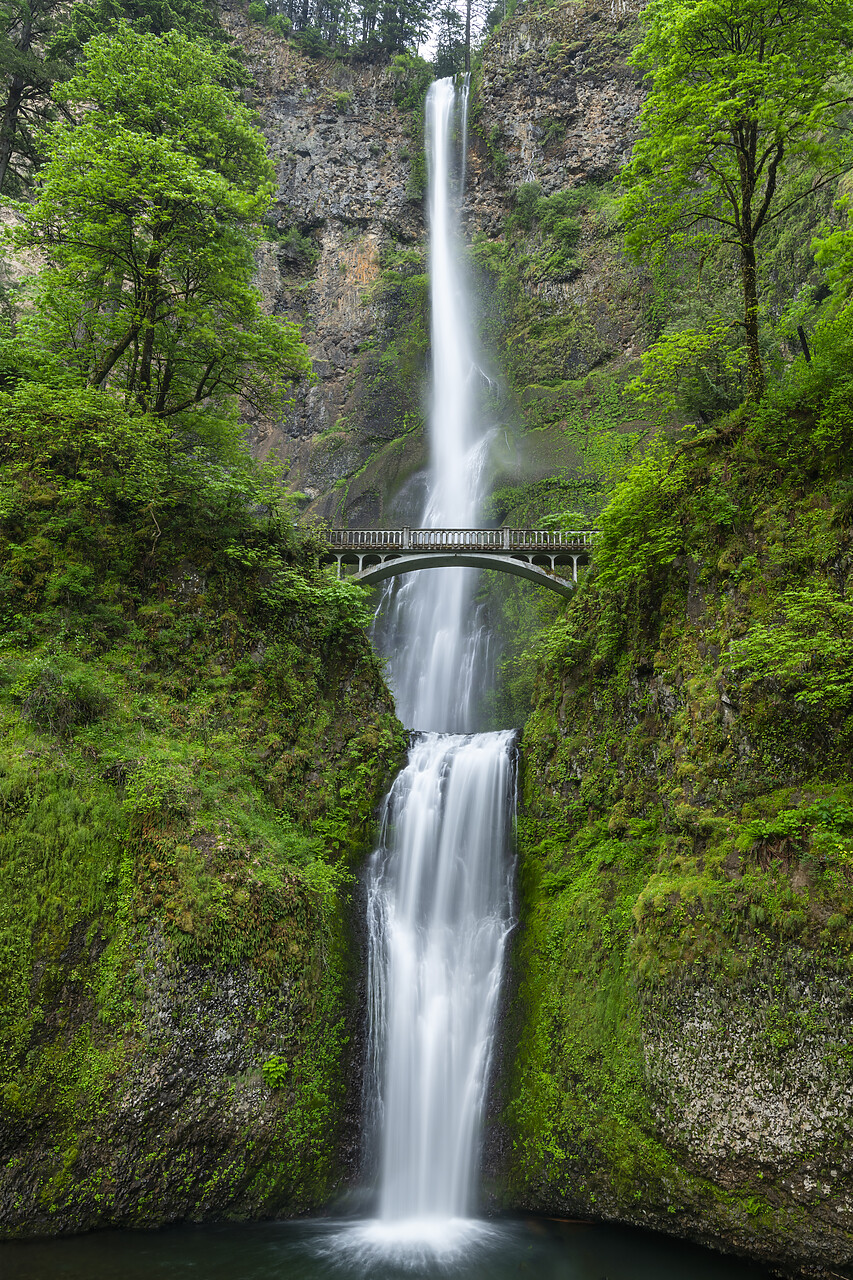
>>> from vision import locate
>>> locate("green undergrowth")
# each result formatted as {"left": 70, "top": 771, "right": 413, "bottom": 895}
{"left": 0, "top": 383, "right": 405, "bottom": 1227}
{"left": 505, "top": 307, "right": 853, "bottom": 1229}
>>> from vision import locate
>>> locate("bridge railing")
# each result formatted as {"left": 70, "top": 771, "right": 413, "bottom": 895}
{"left": 326, "top": 527, "right": 596, "bottom": 552}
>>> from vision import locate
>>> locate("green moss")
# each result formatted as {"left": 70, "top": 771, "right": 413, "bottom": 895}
{"left": 503, "top": 375, "right": 853, "bottom": 1251}
{"left": 0, "top": 384, "right": 406, "bottom": 1233}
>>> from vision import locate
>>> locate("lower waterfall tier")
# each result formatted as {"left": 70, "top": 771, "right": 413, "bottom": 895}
{"left": 366, "top": 731, "right": 515, "bottom": 1223}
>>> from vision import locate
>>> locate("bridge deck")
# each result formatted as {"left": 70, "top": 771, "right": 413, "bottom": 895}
{"left": 327, "top": 527, "right": 595, "bottom": 554}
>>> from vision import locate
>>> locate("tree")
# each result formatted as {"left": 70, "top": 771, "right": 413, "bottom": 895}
{"left": 14, "top": 26, "right": 311, "bottom": 428}
{"left": 0, "top": 0, "right": 67, "bottom": 192}
{"left": 434, "top": 5, "right": 464, "bottom": 77}
{"left": 620, "top": 0, "right": 853, "bottom": 399}
{"left": 264, "top": 0, "right": 433, "bottom": 54}
{"left": 61, "top": 0, "right": 224, "bottom": 46}
{"left": 0, "top": 0, "right": 225, "bottom": 195}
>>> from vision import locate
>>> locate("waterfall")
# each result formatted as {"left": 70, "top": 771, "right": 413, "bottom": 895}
{"left": 379, "top": 75, "right": 494, "bottom": 734}
{"left": 366, "top": 732, "right": 515, "bottom": 1223}
{"left": 360, "top": 75, "right": 516, "bottom": 1252}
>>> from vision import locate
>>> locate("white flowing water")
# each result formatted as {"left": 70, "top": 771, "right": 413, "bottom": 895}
{"left": 361, "top": 75, "right": 516, "bottom": 1256}
{"left": 379, "top": 74, "right": 494, "bottom": 734}
{"left": 366, "top": 732, "right": 515, "bottom": 1226}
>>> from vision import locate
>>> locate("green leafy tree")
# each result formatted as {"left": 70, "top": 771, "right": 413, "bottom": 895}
{"left": 13, "top": 26, "right": 311, "bottom": 427}
{"left": 621, "top": 0, "right": 853, "bottom": 399}
{"left": 60, "top": 0, "right": 224, "bottom": 47}
{"left": 0, "top": 0, "right": 224, "bottom": 195}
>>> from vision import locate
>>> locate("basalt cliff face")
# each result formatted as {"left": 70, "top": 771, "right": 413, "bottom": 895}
{"left": 485, "top": 465, "right": 853, "bottom": 1278}
{"left": 221, "top": 0, "right": 646, "bottom": 525}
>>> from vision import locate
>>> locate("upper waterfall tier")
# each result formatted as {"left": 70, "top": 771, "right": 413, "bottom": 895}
{"left": 376, "top": 75, "right": 497, "bottom": 733}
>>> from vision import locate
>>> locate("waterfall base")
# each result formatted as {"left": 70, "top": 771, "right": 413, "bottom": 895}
{"left": 0, "top": 1217, "right": 774, "bottom": 1279}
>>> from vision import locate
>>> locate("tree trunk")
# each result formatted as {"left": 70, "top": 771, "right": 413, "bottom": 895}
{"left": 736, "top": 133, "right": 764, "bottom": 402}
{"left": 88, "top": 324, "right": 139, "bottom": 388}
{"left": 0, "top": 18, "right": 33, "bottom": 193}
{"left": 740, "top": 237, "right": 764, "bottom": 400}
{"left": 464, "top": 0, "right": 472, "bottom": 72}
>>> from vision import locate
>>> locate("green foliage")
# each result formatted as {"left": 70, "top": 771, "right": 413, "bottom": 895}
{"left": 0, "top": 0, "right": 66, "bottom": 193}
{"left": 388, "top": 52, "right": 431, "bottom": 201}
{"left": 0, "top": 361, "right": 405, "bottom": 1225}
{"left": 507, "top": 362, "right": 853, "bottom": 1220}
{"left": 291, "top": 24, "right": 333, "bottom": 56}
{"left": 0, "top": 0, "right": 228, "bottom": 195}
{"left": 262, "top": 1054, "right": 290, "bottom": 1088}
{"left": 509, "top": 182, "right": 581, "bottom": 278}
{"left": 433, "top": 4, "right": 465, "bottom": 77}
{"left": 277, "top": 224, "right": 319, "bottom": 269}
{"left": 62, "top": 0, "right": 225, "bottom": 46}
{"left": 123, "top": 757, "right": 193, "bottom": 822}
{"left": 748, "top": 297, "right": 853, "bottom": 479}
{"left": 621, "top": 0, "right": 853, "bottom": 397}
{"left": 10, "top": 651, "right": 112, "bottom": 736}
{"left": 626, "top": 322, "right": 747, "bottom": 427}
{"left": 390, "top": 52, "right": 433, "bottom": 111}
{"left": 595, "top": 450, "right": 687, "bottom": 590}
{"left": 730, "top": 582, "right": 853, "bottom": 716}
{"left": 11, "top": 26, "right": 312, "bottom": 427}
{"left": 813, "top": 195, "right": 853, "bottom": 300}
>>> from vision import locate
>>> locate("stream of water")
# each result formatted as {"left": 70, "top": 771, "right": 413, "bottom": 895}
{"left": 357, "top": 75, "right": 515, "bottom": 1257}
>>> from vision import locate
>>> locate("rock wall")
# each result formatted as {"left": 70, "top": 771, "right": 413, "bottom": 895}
{"left": 470, "top": 0, "right": 643, "bottom": 218}
{"left": 219, "top": 2, "right": 429, "bottom": 522}
{"left": 222, "top": 1, "right": 648, "bottom": 524}
{"left": 0, "top": 393, "right": 406, "bottom": 1235}
{"left": 496, "top": 431, "right": 853, "bottom": 1277}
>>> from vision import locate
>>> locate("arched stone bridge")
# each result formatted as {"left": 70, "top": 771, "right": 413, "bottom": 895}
{"left": 324, "top": 527, "right": 596, "bottom": 599}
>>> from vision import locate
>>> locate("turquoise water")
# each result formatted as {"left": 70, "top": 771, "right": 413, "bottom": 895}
{"left": 0, "top": 1217, "right": 771, "bottom": 1279}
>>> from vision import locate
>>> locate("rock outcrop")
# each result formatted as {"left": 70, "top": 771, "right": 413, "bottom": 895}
{"left": 221, "top": 1, "right": 648, "bottom": 523}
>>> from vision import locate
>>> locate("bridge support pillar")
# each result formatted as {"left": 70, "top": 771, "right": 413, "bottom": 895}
{"left": 403, "top": 526, "right": 411, "bottom": 550}
{"left": 502, "top": 526, "right": 510, "bottom": 550}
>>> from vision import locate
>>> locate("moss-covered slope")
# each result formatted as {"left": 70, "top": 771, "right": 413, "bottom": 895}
{"left": 497, "top": 357, "right": 853, "bottom": 1276}
{"left": 0, "top": 385, "right": 405, "bottom": 1236}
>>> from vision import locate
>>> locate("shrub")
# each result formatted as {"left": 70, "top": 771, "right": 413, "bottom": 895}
{"left": 278, "top": 226, "right": 318, "bottom": 269}
{"left": 261, "top": 1055, "right": 290, "bottom": 1088}
{"left": 123, "top": 759, "right": 193, "bottom": 823}
{"left": 594, "top": 450, "right": 687, "bottom": 591}
{"left": 11, "top": 653, "right": 112, "bottom": 737}
{"left": 626, "top": 322, "right": 747, "bottom": 427}
{"left": 292, "top": 26, "right": 332, "bottom": 57}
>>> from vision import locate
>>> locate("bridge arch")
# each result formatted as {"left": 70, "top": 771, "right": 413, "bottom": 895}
{"left": 344, "top": 552, "right": 577, "bottom": 599}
